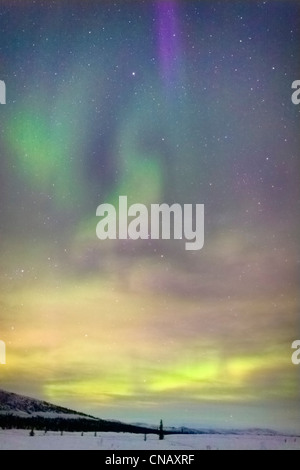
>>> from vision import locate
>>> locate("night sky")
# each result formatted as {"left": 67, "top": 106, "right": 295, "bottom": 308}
{"left": 0, "top": 1, "right": 299, "bottom": 432}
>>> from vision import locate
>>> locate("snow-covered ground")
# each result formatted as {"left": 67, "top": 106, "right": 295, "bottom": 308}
{"left": 0, "top": 430, "right": 299, "bottom": 450}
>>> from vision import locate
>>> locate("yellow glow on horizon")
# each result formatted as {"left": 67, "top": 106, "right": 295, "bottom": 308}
{"left": 0, "top": 277, "right": 298, "bottom": 411}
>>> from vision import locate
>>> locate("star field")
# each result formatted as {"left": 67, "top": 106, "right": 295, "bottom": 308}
{"left": 0, "top": 1, "right": 299, "bottom": 431}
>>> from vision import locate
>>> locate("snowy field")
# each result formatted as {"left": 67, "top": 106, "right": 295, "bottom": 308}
{"left": 0, "top": 430, "right": 299, "bottom": 450}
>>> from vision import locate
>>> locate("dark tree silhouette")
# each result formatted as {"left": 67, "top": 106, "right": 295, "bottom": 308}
{"left": 159, "top": 420, "right": 164, "bottom": 440}
{"left": 0, "top": 414, "right": 158, "bottom": 435}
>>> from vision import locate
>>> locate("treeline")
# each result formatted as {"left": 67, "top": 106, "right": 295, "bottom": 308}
{"left": 0, "top": 414, "right": 159, "bottom": 435}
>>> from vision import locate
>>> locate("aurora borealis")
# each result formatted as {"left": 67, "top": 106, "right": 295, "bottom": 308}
{"left": 0, "top": 1, "right": 299, "bottom": 432}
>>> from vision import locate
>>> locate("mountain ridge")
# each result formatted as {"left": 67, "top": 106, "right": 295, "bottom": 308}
{"left": 0, "top": 388, "right": 95, "bottom": 419}
{"left": 0, "top": 389, "right": 157, "bottom": 434}
{"left": 1, "top": 389, "right": 298, "bottom": 438}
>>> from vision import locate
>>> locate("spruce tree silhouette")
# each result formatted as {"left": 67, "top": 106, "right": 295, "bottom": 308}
{"left": 159, "top": 420, "right": 164, "bottom": 440}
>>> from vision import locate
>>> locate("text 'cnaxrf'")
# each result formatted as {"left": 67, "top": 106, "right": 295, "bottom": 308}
{"left": 96, "top": 196, "right": 204, "bottom": 251}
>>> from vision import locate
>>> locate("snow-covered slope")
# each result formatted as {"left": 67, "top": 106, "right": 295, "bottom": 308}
{"left": 0, "top": 389, "right": 94, "bottom": 419}
{"left": 0, "top": 389, "right": 156, "bottom": 434}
